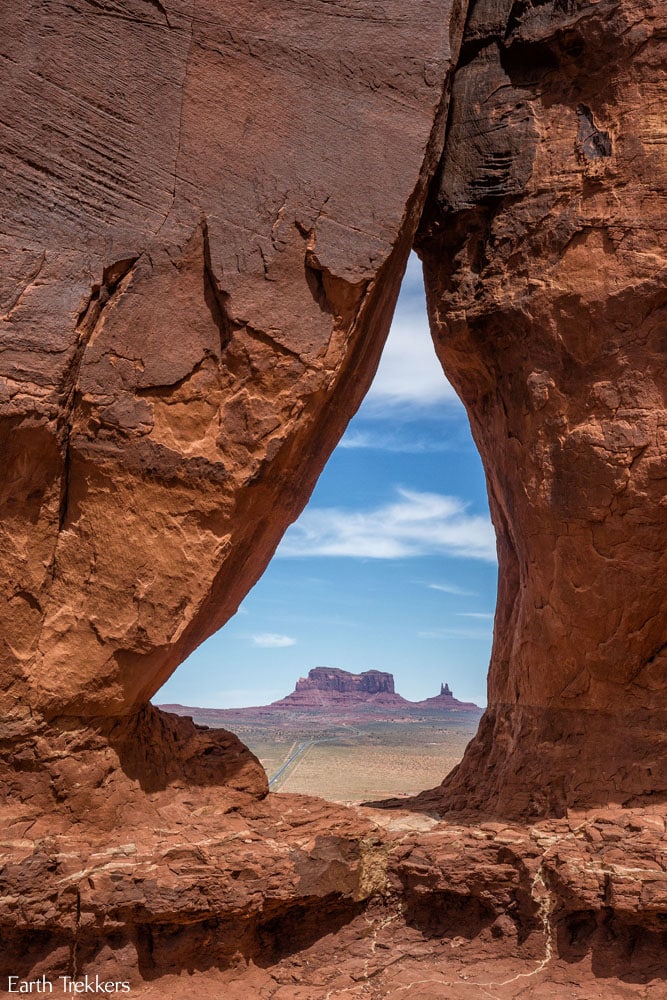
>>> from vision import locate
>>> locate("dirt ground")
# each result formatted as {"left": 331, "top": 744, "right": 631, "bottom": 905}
{"left": 203, "top": 713, "right": 481, "bottom": 802}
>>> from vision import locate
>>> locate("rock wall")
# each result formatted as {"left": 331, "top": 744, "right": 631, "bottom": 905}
{"left": 416, "top": 0, "right": 667, "bottom": 816}
{"left": 0, "top": 0, "right": 464, "bottom": 724}
{"left": 0, "top": 0, "right": 666, "bottom": 992}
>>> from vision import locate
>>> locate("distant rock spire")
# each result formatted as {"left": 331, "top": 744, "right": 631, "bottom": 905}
{"left": 440, "top": 682, "right": 452, "bottom": 697}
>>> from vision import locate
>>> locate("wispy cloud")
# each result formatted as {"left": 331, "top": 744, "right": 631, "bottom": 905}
{"left": 363, "top": 255, "right": 459, "bottom": 412}
{"left": 457, "top": 612, "right": 495, "bottom": 620}
{"left": 365, "top": 310, "right": 457, "bottom": 411}
{"left": 278, "top": 488, "right": 497, "bottom": 562}
{"left": 428, "top": 582, "right": 477, "bottom": 597}
{"left": 338, "top": 428, "right": 452, "bottom": 454}
{"left": 250, "top": 633, "right": 296, "bottom": 648}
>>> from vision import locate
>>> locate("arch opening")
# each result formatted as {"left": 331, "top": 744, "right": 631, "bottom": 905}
{"left": 155, "top": 252, "right": 498, "bottom": 803}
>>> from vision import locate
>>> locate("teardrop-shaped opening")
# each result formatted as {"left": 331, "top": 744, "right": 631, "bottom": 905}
{"left": 155, "top": 253, "right": 497, "bottom": 803}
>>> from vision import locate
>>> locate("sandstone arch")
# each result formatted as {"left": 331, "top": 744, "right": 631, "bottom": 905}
{"left": 1, "top": 0, "right": 666, "bottom": 990}
{"left": 2, "top": 0, "right": 663, "bottom": 822}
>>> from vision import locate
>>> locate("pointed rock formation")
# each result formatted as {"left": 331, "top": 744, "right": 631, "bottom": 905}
{"left": 415, "top": 683, "right": 478, "bottom": 711}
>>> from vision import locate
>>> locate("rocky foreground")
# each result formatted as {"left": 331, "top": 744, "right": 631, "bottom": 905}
{"left": 0, "top": 719, "right": 664, "bottom": 996}
{"left": 0, "top": 0, "right": 665, "bottom": 995}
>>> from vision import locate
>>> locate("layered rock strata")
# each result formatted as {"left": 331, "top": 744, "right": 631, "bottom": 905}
{"left": 2, "top": 801, "right": 664, "bottom": 993}
{"left": 272, "top": 666, "right": 408, "bottom": 708}
{"left": 294, "top": 667, "right": 396, "bottom": 697}
{"left": 416, "top": 0, "right": 667, "bottom": 817}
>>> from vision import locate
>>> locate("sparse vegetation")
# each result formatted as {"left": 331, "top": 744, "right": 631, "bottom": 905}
{"left": 196, "top": 713, "right": 481, "bottom": 802}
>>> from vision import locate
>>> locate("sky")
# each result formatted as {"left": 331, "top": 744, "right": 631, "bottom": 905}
{"left": 156, "top": 254, "right": 497, "bottom": 709}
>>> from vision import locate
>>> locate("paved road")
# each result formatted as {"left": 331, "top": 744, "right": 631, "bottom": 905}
{"left": 267, "top": 731, "right": 362, "bottom": 789}
{"left": 268, "top": 739, "right": 319, "bottom": 789}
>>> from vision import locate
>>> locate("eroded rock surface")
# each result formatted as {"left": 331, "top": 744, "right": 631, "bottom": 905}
{"left": 1, "top": 802, "right": 664, "bottom": 995}
{"left": 416, "top": 0, "right": 667, "bottom": 817}
{"left": 0, "top": 0, "right": 665, "bottom": 994}
{"left": 294, "top": 667, "right": 397, "bottom": 697}
{"left": 0, "top": 0, "right": 463, "bottom": 722}
{"left": 272, "top": 666, "right": 410, "bottom": 709}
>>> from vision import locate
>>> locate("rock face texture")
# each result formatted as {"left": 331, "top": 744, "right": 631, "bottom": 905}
{"left": 295, "top": 667, "right": 396, "bottom": 697}
{"left": 0, "top": 0, "right": 463, "bottom": 723}
{"left": 0, "top": 0, "right": 666, "bottom": 994}
{"left": 2, "top": 801, "right": 665, "bottom": 995}
{"left": 415, "top": 0, "right": 667, "bottom": 818}
{"left": 274, "top": 666, "right": 406, "bottom": 708}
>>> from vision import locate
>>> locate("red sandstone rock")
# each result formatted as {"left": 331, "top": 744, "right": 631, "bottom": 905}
{"left": 1, "top": 804, "right": 664, "bottom": 994}
{"left": 0, "top": 0, "right": 665, "bottom": 994}
{"left": 415, "top": 0, "right": 667, "bottom": 817}
{"left": 0, "top": 0, "right": 461, "bottom": 722}
{"left": 294, "top": 667, "right": 396, "bottom": 697}
{"left": 272, "top": 667, "right": 409, "bottom": 709}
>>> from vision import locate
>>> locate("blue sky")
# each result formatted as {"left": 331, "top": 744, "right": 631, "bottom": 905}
{"left": 156, "top": 254, "right": 497, "bottom": 709}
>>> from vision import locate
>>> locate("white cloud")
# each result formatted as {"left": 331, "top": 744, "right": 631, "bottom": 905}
{"left": 250, "top": 633, "right": 296, "bottom": 648}
{"left": 457, "top": 612, "right": 495, "bottom": 620}
{"left": 428, "top": 582, "right": 477, "bottom": 597}
{"left": 278, "top": 487, "right": 497, "bottom": 562}
{"left": 338, "top": 428, "right": 452, "bottom": 454}
{"left": 364, "top": 254, "right": 459, "bottom": 411}
{"left": 367, "top": 312, "right": 457, "bottom": 409}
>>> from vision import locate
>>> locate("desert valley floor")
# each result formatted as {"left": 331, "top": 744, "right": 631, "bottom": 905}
{"left": 179, "top": 710, "right": 482, "bottom": 803}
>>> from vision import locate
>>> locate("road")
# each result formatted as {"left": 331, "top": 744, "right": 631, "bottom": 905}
{"left": 267, "top": 729, "right": 364, "bottom": 789}
{"left": 268, "top": 739, "right": 319, "bottom": 789}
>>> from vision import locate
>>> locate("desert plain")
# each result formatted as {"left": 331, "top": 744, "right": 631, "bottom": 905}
{"left": 175, "top": 708, "right": 482, "bottom": 803}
